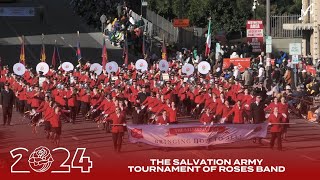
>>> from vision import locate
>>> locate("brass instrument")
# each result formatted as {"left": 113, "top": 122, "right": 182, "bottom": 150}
{"left": 156, "top": 80, "right": 164, "bottom": 88}
{"left": 86, "top": 108, "right": 96, "bottom": 119}
{"left": 188, "top": 76, "right": 197, "bottom": 86}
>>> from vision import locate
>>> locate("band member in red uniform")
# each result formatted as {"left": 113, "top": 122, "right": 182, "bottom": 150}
{"left": 223, "top": 100, "right": 245, "bottom": 124}
{"left": 168, "top": 101, "right": 177, "bottom": 124}
{"left": 264, "top": 97, "right": 279, "bottom": 112}
{"left": 268, "top": 107, "right": 286, "bottom": 151}
{"left": 47, "top": 105, "right": 62, "bottom": 146}
{"left": 42, "top": 100, "right": 55, "bottom": 139}
{"left": 66, "top": 85, "right": 77, "bottom": 123}
{"left": 110, "top": 107, "right": 126, "bottom": 152}
{"left": 156, "top": 110, "right": 169, "bottom": 125}
{"left": 216, "top": 100, "right": 232, "bottom": 123}
{"left": 30, "top": 85, "right": 43, "bottom": 110}
{"left": 80, "top": 89, "right": 91, "bottom": 120}
{"left": 199, "top": 109, "right": 213, "bottom": 125}
{"left": 278, "top": 96, "right": 289, "bottom": 139}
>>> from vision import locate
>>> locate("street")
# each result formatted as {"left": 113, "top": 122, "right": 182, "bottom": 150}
{"left": 0, "top": 0, "right": 124, "bottom": 68}
{"left": 0, "top": 109, "right": 320, "bottom": 174}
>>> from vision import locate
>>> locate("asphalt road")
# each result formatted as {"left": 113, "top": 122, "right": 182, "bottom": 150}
{"left": 0, "top": 0, "right": 124, "bottom": 69}
{"left": 0, "top": 110, "right": 320, "bottom": 173}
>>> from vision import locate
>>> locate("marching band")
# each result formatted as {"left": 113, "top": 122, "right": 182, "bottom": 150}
{"left": 0, "top": 58, "right": 293, "bottom": 151}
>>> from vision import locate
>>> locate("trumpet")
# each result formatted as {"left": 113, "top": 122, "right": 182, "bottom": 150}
{"left": 156, "top": 80, "right": 164, "bottom": 88}
{"left": 188, "top": 76, "right": 197, "bottom": 86}
{"left": 85, "top": 108, "right": 95, "bottom": 119}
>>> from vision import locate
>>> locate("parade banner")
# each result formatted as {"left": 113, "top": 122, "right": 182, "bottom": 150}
{"left": 223, "top": 58, "right": 251, "bottom": 72}
{"left": 127, "top": 123, "right": 268, "bottom": 147}
{"left": 246, "top": 20, "right": 264, "bottom": 53}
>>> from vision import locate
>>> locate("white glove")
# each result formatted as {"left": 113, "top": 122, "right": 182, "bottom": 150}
{"left": 123, "top": 123, "right": 127, "bottom": 126}
{"left": 282, "top": 113, "right": 287, "bottom": 118}
{"left": 265, "top": 114, "right": 270, "bottom": 118}
{"left": 203, "top": 122, "right": 207, "bottom": 125}
{"left": 141, "top": 105, "right": 145, "bottom": 109}
{"left": 245, "top": 104, "right": 249, "bottom": 108}
{"left": 166, "top": 123, "right": 169, "bottom": 126}
{"left": 90, "top": 106, "right": 93, "bottom": 109}
{"left": 210, "top": 122, "right": 214, "bottom": 125}
{"left": 196, "top": 104, "right": 199, "bottom": 108}
{"left": 101, "top": 111, "right": 105, "bottom": 114}
{"left": 268, "top": 123, "right": 272, "bottom": 126}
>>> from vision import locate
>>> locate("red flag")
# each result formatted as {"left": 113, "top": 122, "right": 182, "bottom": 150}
{"left": 77, "top": 31, "right": 82, "bottom": 61}
{"left": 51, "top": 45, "right": 57, "bottom": 69}
{"left": 40, "top": 34, "right": 46, "bottom": 62}
{"left": 40, "top": 43, "right": 46, "bottom": 62}
{"left": 101, "top": 38, "right": 108, "bottom": 68}
{"left": 20, "top": 36, "right": 25, "bottom": 65}
{"left": 161, "top": 38, "right": 167, "bottom": 60}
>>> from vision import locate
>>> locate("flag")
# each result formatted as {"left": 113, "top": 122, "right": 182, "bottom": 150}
{"left": 76, "top": 31, "right": 82, "bottom": 61}
{"left": 20, "top": 36, "right": 25, "bottom": 65}
{"left": 101, "top": 38, "right": 108, "bottom": 68}
{"left": 77, "top": 41, "right": 82, "bottom": 61}
{"left": 123, "top": 34, "right": 129, "bottom": 65}
{"left": 40, "top": 42, "right": 46, "bottom": 62}
{"left": 51, "top": 43, "right": 57, "bottom": 69}
{"left": 205, "top": 18, "right": 212, "bottom": 57}
{"left": 161, "top": 37, "right": 167, "bottom": 60}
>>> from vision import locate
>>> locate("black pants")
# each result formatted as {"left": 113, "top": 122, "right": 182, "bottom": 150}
{"left": 112, "top": 132, "right": 124, "bottom": 152}
{"left": 19, "top": 100, "right": 25, "bottom": 114}
{"left": 69, "top": 106, "right": 76, "bottom": 123}
{"left": 76, "top": 100, "right": 81, "bottom": 114}
{"left": 80, "top": 102, "right": 89, "bottom": 118}
{"left": 25, "top": 103, "right": 31, "bottom": 111}
{"left": 2, "top": 106, "right": 13, "bottom": 125}
{"left": 270, "top": 132, "right": 282, "bottom": 150}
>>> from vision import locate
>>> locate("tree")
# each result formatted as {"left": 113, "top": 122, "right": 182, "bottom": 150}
{"left": 147, "top": 0, "right": 302, "bottom": 37}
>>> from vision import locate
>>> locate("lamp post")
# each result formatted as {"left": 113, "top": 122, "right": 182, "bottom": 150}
{"left": 141, "top": 0, "right": 148, "bottom": 18}
{"left": 252, "top": 0, "right": 259, "bottom": 19}
{"left": 266, "top": 0, "right": 271, "bottom": 58}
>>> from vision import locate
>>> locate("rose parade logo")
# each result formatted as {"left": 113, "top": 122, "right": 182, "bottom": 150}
{"left": 28, "top": 146, "right": 54, "bottom": 173}
{"left": 10, "top": 146, "right": 93, "bottom": 173}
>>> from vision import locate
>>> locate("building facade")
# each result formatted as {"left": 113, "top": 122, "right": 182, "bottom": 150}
{"left": 283, "top": 0, "right": 320, "bottom": 63}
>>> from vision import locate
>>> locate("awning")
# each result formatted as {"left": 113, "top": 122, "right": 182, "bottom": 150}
{"left": 283, "top": 23, "right": 314, "bottom": 30}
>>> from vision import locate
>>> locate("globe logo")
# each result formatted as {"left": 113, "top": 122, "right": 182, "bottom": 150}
{"left": 28, "top": 146, "right": 54, "bottom": 173}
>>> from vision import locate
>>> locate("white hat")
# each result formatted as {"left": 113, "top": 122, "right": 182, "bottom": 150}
{"left": 285, "top": 85, "right": 291, "bottom": 90}
{"left": 302, "top": 70, "right": 307, "bottom": 73}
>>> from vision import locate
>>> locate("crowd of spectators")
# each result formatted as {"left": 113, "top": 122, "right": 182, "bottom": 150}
{"left": 70, "top": 0, "right": 146, "bottom": 57}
